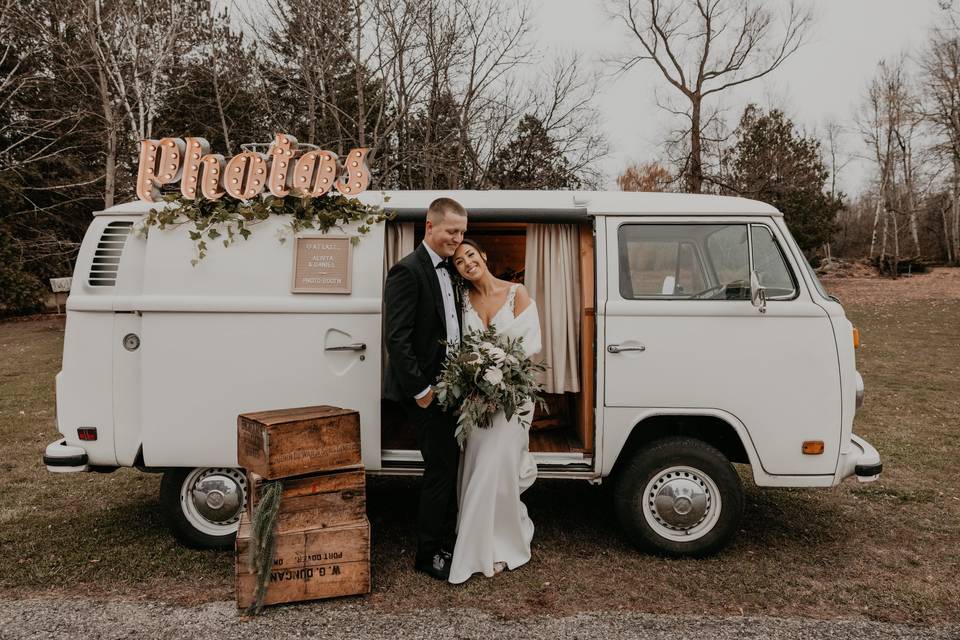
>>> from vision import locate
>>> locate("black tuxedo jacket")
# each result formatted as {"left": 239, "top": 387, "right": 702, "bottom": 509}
{"left": 383, "top": 244, "right": 462, "bottom": 402}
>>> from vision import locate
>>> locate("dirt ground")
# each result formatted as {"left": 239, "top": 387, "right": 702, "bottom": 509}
{"left": 820, "top": 265, "right": 960, "bottom": 304}
{"left": 1, "top": 268, "right": 959, "bottom": 625}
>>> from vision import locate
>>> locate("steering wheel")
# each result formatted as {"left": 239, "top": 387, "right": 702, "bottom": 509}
{"left": 690, "top": 284, "right": 726, "bottom": 299}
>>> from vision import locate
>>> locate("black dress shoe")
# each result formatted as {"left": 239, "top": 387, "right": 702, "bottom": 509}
{"left": 439, "top": 548, "right": 453, "bottom": 562}
{"left": 414, "top": 552, "right": 451, "bottom": 580}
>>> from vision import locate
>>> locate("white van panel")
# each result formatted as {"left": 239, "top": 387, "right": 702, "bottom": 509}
{"left": 132, "top": 215, "right": 384, "bottom": 469}
{"left": 139, "top": 311, "right": 382, "bottom": 469}
{"left": 58, "top": 311, "right": 117, "bottom": 466}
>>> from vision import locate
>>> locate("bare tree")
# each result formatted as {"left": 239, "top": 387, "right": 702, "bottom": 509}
{"left": 606, "top": 0, "right": 811, "bottom": 193}
{"left": 920, "top": 9, "right": 960, "bottom": 264}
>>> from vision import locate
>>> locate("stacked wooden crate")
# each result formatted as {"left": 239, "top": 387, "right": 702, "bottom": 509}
{"left": 235, "top": 406, "right": 370, "bottom": 609}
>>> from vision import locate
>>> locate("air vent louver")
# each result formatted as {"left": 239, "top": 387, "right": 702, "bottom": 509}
{"left": 88, "top": 220, "right": 133, "bottom": 287}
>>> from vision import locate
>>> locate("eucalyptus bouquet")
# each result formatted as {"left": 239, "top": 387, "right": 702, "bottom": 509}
{"left": 434, "top": 326, "right": 547, "bottom": 447}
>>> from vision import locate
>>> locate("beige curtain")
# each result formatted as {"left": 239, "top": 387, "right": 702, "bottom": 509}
{"left": 524, "top": 224, "right": 581, "bottom": 393}
{"left": 384, "top": 222, "right": 415, "bottom": 273}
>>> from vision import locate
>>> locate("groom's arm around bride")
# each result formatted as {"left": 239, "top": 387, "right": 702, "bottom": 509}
{"left": 382, "top": 197, "right": 468, "bottom": 580}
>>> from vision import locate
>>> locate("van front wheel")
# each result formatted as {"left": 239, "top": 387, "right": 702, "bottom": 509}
{"left": 614, "top": 437, "right": 743, "bottom": 557}
{"left": 159, "top": 467, "right": 248, "bottom": 550}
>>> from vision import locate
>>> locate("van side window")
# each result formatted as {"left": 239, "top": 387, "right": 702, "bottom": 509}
{"left": 751, "top": 225, "right": 797, "bottom": 298}
{"left": 618, "top": 224, "right": 749, "bottom": 300}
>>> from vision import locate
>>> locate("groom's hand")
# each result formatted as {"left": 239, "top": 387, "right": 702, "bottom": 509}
{"left": 415, "top": 387, "right": 434, "bottom": 409}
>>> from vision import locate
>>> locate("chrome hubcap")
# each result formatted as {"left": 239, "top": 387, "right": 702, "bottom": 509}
{"left": 181, "top": 468, "right": 247, "bottom": 535}
{"left": 643, "top": 465, "right": 722, "bottom": 542}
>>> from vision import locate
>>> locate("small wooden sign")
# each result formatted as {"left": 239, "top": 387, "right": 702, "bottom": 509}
{"left": 291, "top": 235, "right": 353, "bottom": 294}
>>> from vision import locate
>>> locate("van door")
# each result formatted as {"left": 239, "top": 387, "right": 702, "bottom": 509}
{"left": 138, "top": 218, "right": 385, "bottom": 471}
{"left": 601, "top": 217, "right": 841, "bottom": 476}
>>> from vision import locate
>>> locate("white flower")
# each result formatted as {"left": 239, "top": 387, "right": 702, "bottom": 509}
{"left": 487, "top": 346, "right": 506, "bottom": 363}
{"left": 133, "top": 220, "right": 149, "bottom": 239}
{"left": 479, "top": 341, "right": 495, "bottom": 353}
{"left": 483, "top": 366, "right": 504, "bottom": 386}
{"left": 505, "top": 354, "right": 519, "bottom": 366}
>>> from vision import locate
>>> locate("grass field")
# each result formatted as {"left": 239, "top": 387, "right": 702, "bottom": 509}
{"left": 1, "top": 271, "right": 958, "bottom": 623}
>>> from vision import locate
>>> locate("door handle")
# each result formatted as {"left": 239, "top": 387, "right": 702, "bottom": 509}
{"left": 607, "top": 343, "right": 645, "bottom": 354}
{"left": 325, "top": 342, "right": 367, "bottom": 352}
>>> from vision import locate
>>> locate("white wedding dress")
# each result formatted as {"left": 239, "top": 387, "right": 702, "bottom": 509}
{"left": 448, "top": 284, "right": 541, "bottom": 584}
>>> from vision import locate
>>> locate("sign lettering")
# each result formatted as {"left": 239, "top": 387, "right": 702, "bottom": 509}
{"left": 136, "top": 133, "right": 370, "bottom": 203}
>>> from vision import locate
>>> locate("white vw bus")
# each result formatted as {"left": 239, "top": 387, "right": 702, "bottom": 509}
{"left": 44, "top": 190, "right": 881, "bottom": 557}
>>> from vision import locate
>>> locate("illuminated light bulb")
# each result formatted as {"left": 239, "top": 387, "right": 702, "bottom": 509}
{"left": 234, "top": 167, "right": 241, "bottom": 172}
{"left": 169, "top": 164, "right": 176, "bottom": 170}
{"left": 354, "top": 182, "right": 360, "bottom": 188}
{"left": 211, "top": 168, "right": 219, "bottom": 174}
{"left": 189, "top": 176, "right": 196, "bottom": 182}
{"left": 164, "top": 174, "right": 171, "bottom": 179}
{"left": 356, "top": 172, "right": 361, "bottom": 177}
{"left": 322, "top": 178, "right": 329, "bottom": 183}
{"left": 166, "top": 141, "right": 174, "bottom": 147}
{"left": 300, "top": 176, "right": 307, "bottom": 182}
{"left": 257, "top": 169, "right": 264, "bottom": 174}
{"left": 355, "top": 151, "right": 361, "bottom": 156}
{"left": 232, "top": 178, "right": 238, "bottom": 184}
{"left": 149, "top": 145, "right": 156, "bottom": 151}
{"left": 171, "top": 153, "right": 178, "bottom": 159}
{"left": 187, "top": 187, "right": 194, "bottom": 193}
{"left": 193, "top": 153, "right": 200, "bottom": 159}
{"left": 279, "top": 162, "right": 286, "bottom": 168}
{"left": 253, "top": 180, "right": 260, "bottom": 185}
{"left": 326, "top": 166, "right": 333, "bottom": 172}
{"left": 193, "top": 141, "right": 200, "bottom": 148}
{"left": 322, "top": 155, "right": 330, "bottom": 161}
{"left": 352, "top": 161, "right": 358, "bottom": 167}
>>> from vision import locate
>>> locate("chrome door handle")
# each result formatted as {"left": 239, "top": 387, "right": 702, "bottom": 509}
{"left": 607, "top": 344, "right": 645, "bottom": 354}
{"left": 325, "top": 342, "right": 367, "bottom": 352}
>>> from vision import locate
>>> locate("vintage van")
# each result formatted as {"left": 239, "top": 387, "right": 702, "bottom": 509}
{"left": 43, "top": 190, "right": 881, "bottom": 557}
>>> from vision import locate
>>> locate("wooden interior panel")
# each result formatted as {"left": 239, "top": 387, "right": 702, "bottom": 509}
{"left": 576, "top": 223, "right": 596, "bottom": 453}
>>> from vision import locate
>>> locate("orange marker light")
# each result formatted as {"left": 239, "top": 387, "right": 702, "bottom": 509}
{"left": 852, "top": 327, "right": 860, "bottom": 350}
{"left": 802, "top": 441, "right": 825, "bottom": 455}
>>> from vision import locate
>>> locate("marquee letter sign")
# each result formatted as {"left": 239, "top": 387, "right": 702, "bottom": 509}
{"left": 136, "top": 133, "right": 371, "bottom": 203}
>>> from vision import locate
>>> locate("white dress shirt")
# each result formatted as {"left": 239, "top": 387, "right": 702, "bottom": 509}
{"left": 415, "top": 242, "right": 461, "bottom": 400}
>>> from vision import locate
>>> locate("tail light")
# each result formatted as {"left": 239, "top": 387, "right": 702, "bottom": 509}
{"left": 77, "top": 427, "right": 98, "bottom": 441}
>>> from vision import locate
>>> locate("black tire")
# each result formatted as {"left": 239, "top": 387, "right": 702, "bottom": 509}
{"left": 614, "top": 437, "right": 744, "bottom": 557}
{"left": 159, "top": 467, "right": 247, "bottom": 550}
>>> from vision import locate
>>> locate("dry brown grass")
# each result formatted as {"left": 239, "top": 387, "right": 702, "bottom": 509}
{"left": 1, "top": 270, "right": 959, "bottom": 622}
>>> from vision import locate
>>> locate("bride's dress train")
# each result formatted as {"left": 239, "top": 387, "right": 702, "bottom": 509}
{"left": 448, "top": 284, "right": 541, "bottom": 585}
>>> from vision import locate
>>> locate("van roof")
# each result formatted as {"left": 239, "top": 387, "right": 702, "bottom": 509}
{"left": 95, "top": 190, "right": 781, "bottom": 219}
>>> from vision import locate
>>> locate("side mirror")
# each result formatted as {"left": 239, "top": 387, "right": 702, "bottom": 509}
{"left": 750, "top": 271, "right": 767, "bottom": 314}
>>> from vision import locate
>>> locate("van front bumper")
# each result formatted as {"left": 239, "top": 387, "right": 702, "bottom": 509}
{"left": 837, "top": 434, "right": 882, "bottom": 483}
{"left": 43, "top": 438, "right": 89, "bottom": 473}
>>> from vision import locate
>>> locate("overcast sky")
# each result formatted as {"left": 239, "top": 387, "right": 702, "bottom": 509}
{"left": 533, "top": 0, "right": 946, "bottom": 194}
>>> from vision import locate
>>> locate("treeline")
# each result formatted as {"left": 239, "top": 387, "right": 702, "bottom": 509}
{"left": 0, "top": 0, "right": 606, "bottom": 313}
{"left": 614, "top": 2, "right": 960, "bottom": 272}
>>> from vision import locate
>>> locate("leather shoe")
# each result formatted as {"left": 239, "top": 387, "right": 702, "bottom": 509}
{"left": 414, "top": 552, "right": 451, "bottom": 580}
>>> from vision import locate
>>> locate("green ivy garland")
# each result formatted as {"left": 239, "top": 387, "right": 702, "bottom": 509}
{"left": 139, "top": 191, "right": 394, "bottom": 266}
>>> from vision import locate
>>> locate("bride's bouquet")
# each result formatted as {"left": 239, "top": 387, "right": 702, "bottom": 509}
{"left": 434, "top": 326, "right": 547, "bottom": 447}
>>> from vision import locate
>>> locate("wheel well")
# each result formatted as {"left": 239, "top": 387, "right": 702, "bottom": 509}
{"left": 611, "top": 414, "right": 750, "bottom": 476}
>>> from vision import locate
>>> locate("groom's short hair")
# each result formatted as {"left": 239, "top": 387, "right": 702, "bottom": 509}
{"left": 426, "top": 197, "right": 467, "bottom": 224}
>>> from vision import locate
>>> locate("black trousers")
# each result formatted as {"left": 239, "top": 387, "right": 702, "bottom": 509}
{"left": 403, "top": 398, "right": 460, "bottom": 562}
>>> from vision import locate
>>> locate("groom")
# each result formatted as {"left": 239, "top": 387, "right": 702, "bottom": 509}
{"left": 383, "top": 197, "right": 468, "bottom": 580}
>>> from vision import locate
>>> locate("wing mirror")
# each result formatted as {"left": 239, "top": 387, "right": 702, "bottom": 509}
{"left": 750, "top": 271, "right": 767, "bottom": 314}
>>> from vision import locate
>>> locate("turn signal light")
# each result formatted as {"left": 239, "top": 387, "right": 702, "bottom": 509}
{"left": 802, "top": 440, "right": 824, "bottom": 455}
{"left": 852, "top": 327, "right": 860, "bottom": 349}
{"left": 77, "top": 427, "right": 98, "bottom": 441}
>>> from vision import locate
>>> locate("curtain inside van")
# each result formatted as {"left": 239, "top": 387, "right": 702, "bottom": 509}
{"left": 384, "top": 222, "right": 415, "bottom": 273}
{"left": 524, "top": 224, "right": 581, "bottom": 393}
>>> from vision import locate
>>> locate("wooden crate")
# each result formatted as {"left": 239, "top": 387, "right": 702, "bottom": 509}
{"left": 247, "top": 466, "right": 366, "bottom": 532}
{"left": 238, "top": 406, "right": 361, "bottom": 479}
{"left": 236, "top": 514, "right": 371, "bottom": 609}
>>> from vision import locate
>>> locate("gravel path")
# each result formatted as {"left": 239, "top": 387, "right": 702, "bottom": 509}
{"left": 1, "top": 598, "right": 957, "bottom": 640}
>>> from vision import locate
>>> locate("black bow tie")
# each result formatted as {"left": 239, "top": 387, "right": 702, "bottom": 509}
{"left": 435, "top": 258, "right": 450, "bottom": 270}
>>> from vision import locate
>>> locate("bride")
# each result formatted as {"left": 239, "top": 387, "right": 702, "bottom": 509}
{"left": 447, "top": 238, "right": 541, "bottom": 584}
